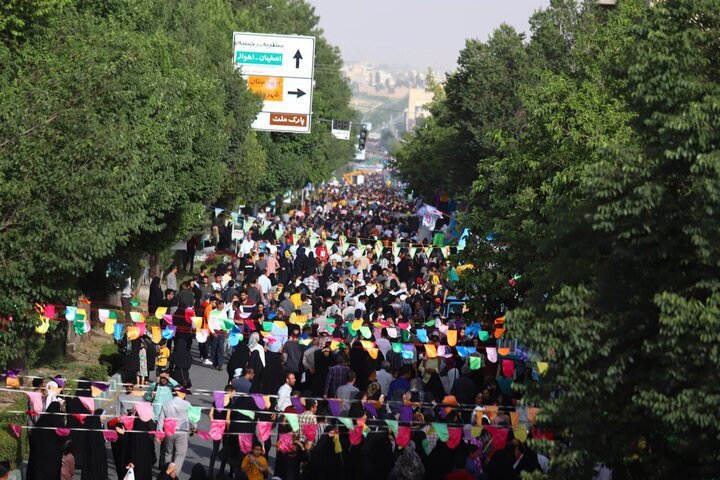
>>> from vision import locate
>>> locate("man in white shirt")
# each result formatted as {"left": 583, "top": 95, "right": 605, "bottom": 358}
{"left": 376, "top": 362, "right": 393, "bottom": 396}
{"left": 276, "top": 372, "right": 296, "bottom": 412}
{"left": 240, "top": 234, "right": 255, "bottom": 256}
{"left": 257, "top": 269, "right": 272, "bottom": 296}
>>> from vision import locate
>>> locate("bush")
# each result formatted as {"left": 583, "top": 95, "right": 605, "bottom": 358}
{"left": 0, "top": 396, "right": 29, "bottom": 466}
{"left": 99, "top": 343, "right": 121, "bottom": 376}
{"left": 82, "top": 363, "right": 110, "bottom": 381}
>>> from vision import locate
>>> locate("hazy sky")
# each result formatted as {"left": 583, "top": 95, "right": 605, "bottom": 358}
{"left": 307, "top": 0, "right": 550, "bottom": 71}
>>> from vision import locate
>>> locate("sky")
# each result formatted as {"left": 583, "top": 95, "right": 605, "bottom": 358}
{"left": 307, "top": 0, "right": 551, "bottom": 71}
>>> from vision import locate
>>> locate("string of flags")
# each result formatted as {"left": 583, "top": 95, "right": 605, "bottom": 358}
{"left": 204, "top": 204, "right": 468, "bottom": 253}
{"left": 27, "top": 303, "right": 546, "bottom": 380}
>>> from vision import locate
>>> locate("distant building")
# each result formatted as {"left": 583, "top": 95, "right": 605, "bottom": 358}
{"left": 406, "top": 88, "right": 435, "bottom": 131}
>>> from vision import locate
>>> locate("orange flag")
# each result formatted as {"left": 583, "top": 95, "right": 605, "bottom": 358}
{"left": 424, "top": 344, "right": 437, "bottom": 358}
{"left": 447, "top": 330, "right": 457, "bottom": 347}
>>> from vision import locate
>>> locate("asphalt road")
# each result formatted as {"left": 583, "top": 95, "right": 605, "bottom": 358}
{"left": 97, "top": 342, "right": 267, "bottom": 479}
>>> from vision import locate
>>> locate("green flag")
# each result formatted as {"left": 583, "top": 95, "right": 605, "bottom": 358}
{"left": 338, "top": 417, "right": 354, "bottom": 430}
{"left": 187, "top": 406, "right": 202, "bottom": 424}
{"left": 469, "top": 356, "right": 483, "bottom": 370}
{"left": 385, "top": 419, "right": 399, "bottom": 436}
{"left": 391, "top": 343, "right": 403, "bottom": 353}
{"left": 432, "top": 423, "right": 449, "bottom": 442}
{"left": 285, "top": 413, "right": 299, "bottom": 432}
{"left": 238, "top": 409, "right": 255, "bottom": 419}
{"left": 478, "top": 331, "right": 490, "bottom": 341}
{"left": 74, "top": 320, "right": 85, "bottom": 336}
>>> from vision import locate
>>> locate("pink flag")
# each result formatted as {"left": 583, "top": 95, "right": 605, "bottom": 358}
{"left": 56, "top": 428, "right": 71, "bottom": 437}
{"left": 79, "top": 396, "right": 95, "bottom": 413}
{"left": 121, "top": 416, "right": 135, "bottom": 431}
{"left": 9, "top": 424, "right": 21, "bottom": 439}
{"left": 396, "top": 426, "right": 411, "bottom": 447}
{"left": 134, "top": 402, "right": 153, "bottom": 422}
{"left": 197, "top": 431, "right": 212, "bottom": 441}
{"left": 502, "top": 359, "right": 514, "bottom": 377}
{"left": 447, "top": 427, "right": 463, "bottom": 449}
{"left": 163, "top": 314, "right": 173, "bottom": 325}
{"left": 210, "top": 420, "right": 226, "bottom": 441}
{"left": 302, "top": 423, "right": 317, "bottom": 443}
{"left": 349, "top": 425, "right": 364, "bottom": 445}
{"left": 45, "top": 304, "right": 56, "bottom": 319}
{"left": 485, "top": 426, "right": 509, "bottom": 450}
{"left": 26, "top": 391, "right": 43, "bottom": 413}
{"left": 103, "top": 430, "right": 118, "bottom": 442}
{"left": 278, "top": 432, "right": 294, "bottom": 453}
{"left": 256, "top": 421, "right": 272, "bottom": 442}
{"left": 163, "top": 418, "right": 177, "bottom": 437}
{"left": 152, "top": 430, "right": 166, "bottom": 441}
{"left": 238, "top": 433, "right": 253, "bottom": 453}
{"left": 71, "top": 414, "right": 86, "bottom": 424}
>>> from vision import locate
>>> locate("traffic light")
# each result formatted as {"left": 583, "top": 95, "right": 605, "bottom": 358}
{"left": 358, "top": 128, "right": 368, "bottom": 150}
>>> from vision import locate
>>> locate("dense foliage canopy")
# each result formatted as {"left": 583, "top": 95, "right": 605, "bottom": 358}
{"left": 396, "top": 0, "right": 720, "bottom": 477}
{"left": 0, "top": 0, "right": 354, "bottom": 367}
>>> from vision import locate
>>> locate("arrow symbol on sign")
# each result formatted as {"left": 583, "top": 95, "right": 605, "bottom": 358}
{"left": 288, "top": 88, "right": 306, "bottom": 98}
{"left": 293, "top": 49, "right": 303, "bottom": 68}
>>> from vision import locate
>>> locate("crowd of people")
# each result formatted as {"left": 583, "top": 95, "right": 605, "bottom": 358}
{"left": 19, "top": 176, "right": 547, "bottom": 480}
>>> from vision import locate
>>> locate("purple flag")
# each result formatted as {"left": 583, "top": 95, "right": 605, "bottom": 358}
{"left": 291, "top": 397, "right": 305, "bottom": 413}
{"left": 400, "top": 405, "right": 413, "bottom": 422}
{"left": 214, "top": 391, "right": 225, "bottom": 410}
{"left": 252, "top": 394, "right": 266, "bottom": 410}
{"left": 328, "top": 399, "right": 341, "bottom": 417}
{"left": 363, "top": 402, "right": 377, "bottom": 417}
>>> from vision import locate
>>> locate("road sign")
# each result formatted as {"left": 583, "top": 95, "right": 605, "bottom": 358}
{"left": 233, "top": 32, "right": 315, "bottom": 134}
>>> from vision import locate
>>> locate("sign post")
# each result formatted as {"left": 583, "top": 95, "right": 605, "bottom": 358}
{"left": 233, "top": 32, "right": 316, "bottom": 134}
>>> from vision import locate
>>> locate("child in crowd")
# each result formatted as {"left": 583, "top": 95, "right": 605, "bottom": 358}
{"left": 241, "top": 443, "right": 270, "bottom": 480}
{"left": 156, "top": 339, "right": 170, "bottom": 377}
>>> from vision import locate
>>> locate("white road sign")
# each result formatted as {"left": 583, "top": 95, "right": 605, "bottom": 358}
{"left": 233, "top": 32, "right": 316, "bottom": 134}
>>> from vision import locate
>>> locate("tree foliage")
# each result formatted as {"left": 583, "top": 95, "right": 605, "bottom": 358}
{"left": 0, "top": 0, "right": 354, "bottom": 368}
{"left": 400, "top": 0, "right": 720, "bottom": 477}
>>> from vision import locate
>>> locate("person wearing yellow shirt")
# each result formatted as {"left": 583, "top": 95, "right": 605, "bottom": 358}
{"left": 156, "top": 340, "right": 170, "bottom": 376}
{"left": 290, "top": 290, "right": 303, "bottom": 309}
{"left": 241, "top": 444, "right": 269, "bottom": 480}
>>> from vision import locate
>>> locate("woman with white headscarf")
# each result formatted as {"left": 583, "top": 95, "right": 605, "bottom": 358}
{"left": 247, "top": 332, "right": 266, "bottom": 393}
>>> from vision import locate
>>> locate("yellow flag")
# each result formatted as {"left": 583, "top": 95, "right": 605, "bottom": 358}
{"left": 151, "top": 326, "right": 162, "bottom": 344}
{"left": 155, "top": 306, "right": 168, "bottom": 320}
{"left": 104, "top": 318, "right": 116, "bottom": 335}
{"left": 127, "top": 326, "right": 140, "bottom": 340}
{"left": 536, "top": 362, "right": 549, "bottom": 375}
{"left": 351, "top": 319, "right": 363, "bottom": 331}
{"left": 191, "top": 317, "right": 203, "bottom": 329}
{"left": 35, "top": 317, "right": 50, "bottom": 334}
{"left": 513, "top": 426, "right": 528, "bottom": 442}
{"left": 447, "top": 330, "right": 457, "bottom": 347}
{"left": 367, "top": 348, "right": 379, "bottom": 360}
{"left": 360, "top": 340, "right": 375, "bottom": 350}
{"left": 425, "top": 344, "right": 437, "bottom": 358}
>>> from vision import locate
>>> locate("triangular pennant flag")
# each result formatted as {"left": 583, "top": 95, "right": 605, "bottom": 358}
{"left": 278, "top": 432, "right": 294, "bottom": 453}
{"left": 9, "top": 424, "right": 21, "bottom": 439}
{"left": 151, "top": 326, "right": 162, "bottom": 344}
{"left": 256, "top": 421, "right": 272, "bottom": 442}
{"left": 163, "top": 418, "right": 177, "bottom": 436}
{"left": 349, "top": 425, "right": 364, "bottom": 445}
{"left": 105, "top": 318, "right": 116, "bottom": 336}
{"left": 135, "top": 402, "right": 153, "bottom": 422}
{"left": 238, "top": 409, "right": 255, "bottom": 419}
{"left": 239, "top": 433, "right": 253, "bottom": 454}
{"left": 98, "top": 309, "right": 109, "bottom": 323}
{"left": 79, "top": 397, "right": 95, "bottom": 414}
{"left": 302, "top": 423, "right": 317, "bottom": 442}
{"left": 210, "top": 420, "right": 226, "bottom": 441}
{"left": 337, "top": 417, "right": 354, "bottom": 430}
{"left": 396, "top": 426, "right": 411, "bottom": 447}
{"left": 187, "top": 406, "right": 202, "bottom": 424}
{"left": 447, "top": 427, "right": 462, "bottom": 449}
{"left": 432, "top": 423, "right": 449, "bottom": 442}
{"left": 285, "top": 413, "right": 299, "bottom": 432}
{"left": 154, "top": 307, "right": 167, "bottom": 320}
